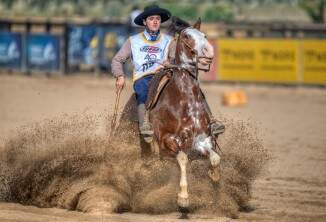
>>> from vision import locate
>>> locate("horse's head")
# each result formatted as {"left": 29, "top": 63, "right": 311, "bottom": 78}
{"left": 170, "top": 17, "right": 214, "bottom": 72}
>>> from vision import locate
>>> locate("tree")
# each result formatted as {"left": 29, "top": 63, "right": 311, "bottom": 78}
{"left": 299, "top": 0, "right": 325, "bottom": 23}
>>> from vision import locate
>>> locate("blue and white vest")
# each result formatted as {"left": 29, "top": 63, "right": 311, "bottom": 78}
{"left": 130, "top": 31, "right": 172, "bottom": 82}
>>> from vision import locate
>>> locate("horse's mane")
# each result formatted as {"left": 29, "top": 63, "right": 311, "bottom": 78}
{"left": 167, "top": 16, "right": 191, "bottom": 36}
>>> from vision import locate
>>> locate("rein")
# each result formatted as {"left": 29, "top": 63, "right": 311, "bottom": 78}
{"left": 153, "top": 28, "right": 212, "bottom": 80}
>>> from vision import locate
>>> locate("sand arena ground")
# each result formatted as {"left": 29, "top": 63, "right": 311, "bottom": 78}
{"left": 0, "top": 74, "right": 325, "bottom": 222}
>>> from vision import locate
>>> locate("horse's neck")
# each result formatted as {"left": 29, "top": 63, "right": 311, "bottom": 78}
{"left": 174, "top": 42, "right": 182, "bottom": 65}
{"left": 171, "top": 69, "right": 199, "bottom": 94}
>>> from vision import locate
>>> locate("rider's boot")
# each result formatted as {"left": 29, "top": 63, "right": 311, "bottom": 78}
{"left": 209, "top": 115, "right": 225, "bottom": 138}
{"left": 201, "top": 91, "right": 225, "bottom": 138}
{"left": 138, "top": 104, "right": 154, "bottom": 143}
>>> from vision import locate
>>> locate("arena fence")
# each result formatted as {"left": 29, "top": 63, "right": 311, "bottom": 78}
{"left": 0, "top": 18, "right": 325, "bottom": 85}
{"left": 0, "top": 18, "right": 133, "bottom": 75}
{"left": 202, "top": 38, "right": 326, "bottom": 85}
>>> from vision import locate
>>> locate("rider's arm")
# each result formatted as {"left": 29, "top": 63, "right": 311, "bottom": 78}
{"left": 111, "top": 39, "right": 131, "bottom": 78}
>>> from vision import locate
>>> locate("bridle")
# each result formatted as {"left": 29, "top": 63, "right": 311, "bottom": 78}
{"left": 177, "top": 28, "right": 212, "bottom": 79}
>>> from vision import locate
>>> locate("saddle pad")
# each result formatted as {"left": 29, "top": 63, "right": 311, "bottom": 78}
{"left": 146, "top": 70, "right": 172, "bottom": 110}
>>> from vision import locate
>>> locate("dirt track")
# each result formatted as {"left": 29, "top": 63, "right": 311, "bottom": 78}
{"left": 0, "top": 74, "right": 326, "bottom": 221}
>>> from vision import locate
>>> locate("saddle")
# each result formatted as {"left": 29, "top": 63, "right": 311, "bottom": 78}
{"left": 145, "top": 67, "right": 174, "bottom": 110}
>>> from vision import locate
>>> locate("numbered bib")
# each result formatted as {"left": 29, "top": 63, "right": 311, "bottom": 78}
{"left": 130, "top": 32, "right": 172, "bottom": 82}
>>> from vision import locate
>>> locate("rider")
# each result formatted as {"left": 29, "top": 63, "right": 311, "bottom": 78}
{"left": 111, "top": 5, "right": 224, "bottom": 142}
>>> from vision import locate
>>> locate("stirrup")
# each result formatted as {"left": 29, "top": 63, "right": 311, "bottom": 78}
{"left": 140, "top": 123, "right": 153, "bottom": 143}
{"left": 210, "top": 120, "right": 225, "bottom": 137}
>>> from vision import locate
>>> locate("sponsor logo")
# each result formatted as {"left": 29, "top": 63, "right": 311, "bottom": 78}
{"left": 144, "top": 54, "right": 157, "bottom": 62}
{"left": 140, "top": 46, "right": 162, "bottom": 53}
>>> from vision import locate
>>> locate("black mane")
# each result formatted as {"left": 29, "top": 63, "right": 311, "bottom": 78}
{"left": 167, "top": 16, "right": 191, "bottom": 36}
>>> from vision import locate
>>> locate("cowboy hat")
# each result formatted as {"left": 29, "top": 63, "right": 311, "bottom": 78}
{"left": 134, "top": 5, "right": 171, "bottom": 26}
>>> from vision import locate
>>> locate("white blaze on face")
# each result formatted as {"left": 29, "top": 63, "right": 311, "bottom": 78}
{"left": 184, "top": 28, "right": 208, "bottom": 57}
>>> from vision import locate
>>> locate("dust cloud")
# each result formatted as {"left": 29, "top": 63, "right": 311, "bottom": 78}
{"left": 0, "top": 112, "right": 269, "bottom": 218}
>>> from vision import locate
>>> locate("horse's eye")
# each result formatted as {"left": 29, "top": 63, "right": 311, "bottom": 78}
{"left": 184, "top": 34, "right": 189, "bottom": 39}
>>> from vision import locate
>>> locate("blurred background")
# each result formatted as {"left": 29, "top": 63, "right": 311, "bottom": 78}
{"left": 0, "top": 0, "right": 324, "bottom": 23}
{"left": 0, "top": 0, "right": 325, "bottom": 85}
{"left": 1, "top": 2, "right": 326, "bottom": 221}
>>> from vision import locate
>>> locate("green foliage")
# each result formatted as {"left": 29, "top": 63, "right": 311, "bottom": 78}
{"left": 162, "top": 4, "right": 198, "bottom": 21}
{"left": 201, "top": 4, "right": 234, "bottom": 22}
{"left": 160, "top": 2, "right": 234, "bottom": 22}
{"left": 298, "top": 0, "right": 325, "bottom": 23}
{"left": 105, "top": 1, "right": 124, "bottom": 19}
{"left": 0, "top": 0, "right": 323, "bottom": 23}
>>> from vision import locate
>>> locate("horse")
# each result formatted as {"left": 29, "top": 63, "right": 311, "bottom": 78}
{"left": 116, "top": 17, "right": 222, "bottom": 219}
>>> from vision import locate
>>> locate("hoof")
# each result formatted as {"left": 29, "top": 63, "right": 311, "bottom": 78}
{"left": 177, "top": 196, "right": 189, "bottom": 208}
{"left": 143, "top": 135, "right": 153, "bottom": 143}
{"left": 178, "top": 207, "right": 189, "bottom": 219}
{"left": 208, "top": 168, "right": 220, "bottom": 182}
{"left": 240, "top": 204, "right": 255, "bottom": 213}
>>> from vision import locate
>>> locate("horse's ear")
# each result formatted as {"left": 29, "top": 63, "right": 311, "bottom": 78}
{"left": 167, "top": 16, "right": 191, "bottom": 35}
{"left": 193, "top": 18, "right": 201, "bottom": 30}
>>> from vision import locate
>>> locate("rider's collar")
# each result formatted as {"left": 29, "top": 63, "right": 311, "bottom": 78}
{"left": 144, "top": 28, "right": 160, "bottom": 41}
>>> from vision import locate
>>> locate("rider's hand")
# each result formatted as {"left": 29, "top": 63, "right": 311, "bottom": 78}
{"left": 162, "top": 60, "right": 170, "bottom": 66}
{"left": 158, "top": 60, "right": 170, "bottom": 70}
{"left": 116, "top": 75, "right": 125, "bottom": 93}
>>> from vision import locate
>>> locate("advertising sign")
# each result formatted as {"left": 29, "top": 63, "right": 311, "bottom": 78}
{"left": 27, "top": 34, "right": 60, "bottom": 71}
{"left": 68, "top": 25, "right": 97, "bottom": 68}
{"left": 97, "top": 25, "right": 128, "bottom": 72}
{"left": 302, "top": 40, "right": 326, "bottom": 84}
{"left": 0, "top": 32, "right": 22, "bottom": 69}
{"left": 218, "top": 39, "right": 299, "bottom": 83}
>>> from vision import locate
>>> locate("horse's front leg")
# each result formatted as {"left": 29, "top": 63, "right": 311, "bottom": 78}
{"left": 193, "top": 134, "right": 221, "bottom": 182}
{"left": 208, "top": 148, "right": 221, "bottom": 182}
{"left": 176, "top": 150, "right": 189, "bottom": 219}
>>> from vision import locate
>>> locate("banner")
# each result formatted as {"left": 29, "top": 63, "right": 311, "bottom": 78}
{"left": 218, "top": 39, "right": 299, "bottom": 83}
{"left": 27, "top": 34, "right": 60, "bottom": 71}
{"left": 97, "top": 25, "right": 129, "bottom": 72}
{"left": 302, "top": 40, "right": 326, "bottom": 84}
{"left": 0, "top": 32, "right": 22, "bottom": 69}
{"left": 68, "top": 25, "right": 97, "bottom": 68}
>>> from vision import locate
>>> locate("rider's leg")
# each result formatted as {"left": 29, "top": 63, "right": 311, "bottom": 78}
{"left": 137, "top": 103, "right": 153, "bottom": 136}
{"left": 134, "top": 75, "right": 154, "bottom": 143}
{"left": 202, "top": 93, "right": 225, "bottom": 137}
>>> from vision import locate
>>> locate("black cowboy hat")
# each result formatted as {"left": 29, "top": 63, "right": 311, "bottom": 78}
{"left": 134, "top": 5, "right": 171, "bottom": 26}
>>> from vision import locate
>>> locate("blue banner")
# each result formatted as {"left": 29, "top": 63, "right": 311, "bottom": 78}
{"left": 0, "top": 32, "right": 22, "bottom": 69}
{"left": 68, "top": 25, "right": 97, "bottom": 68}
{"left": 97, "top": 25, "right": 129, "bottom": 71}
{"left": 27, "top": 34, "right": 60, "bottom": 71}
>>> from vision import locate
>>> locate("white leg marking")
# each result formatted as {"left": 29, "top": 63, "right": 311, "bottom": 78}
{"left": 208, "top": 149, "right": 220, "bottom": 167}
{"left": 176, "top": 151, "right": 189, "bottom": 208}
{"left": 208, "top": 149, "right": 221, "bottom": 182}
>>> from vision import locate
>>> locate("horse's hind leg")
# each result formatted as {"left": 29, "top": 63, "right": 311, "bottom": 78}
{"left": 176, "top": 151, "right": 189, "bottom": 219}
{"left": 208, "top": 149, "right": 221, "bottom": 182}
